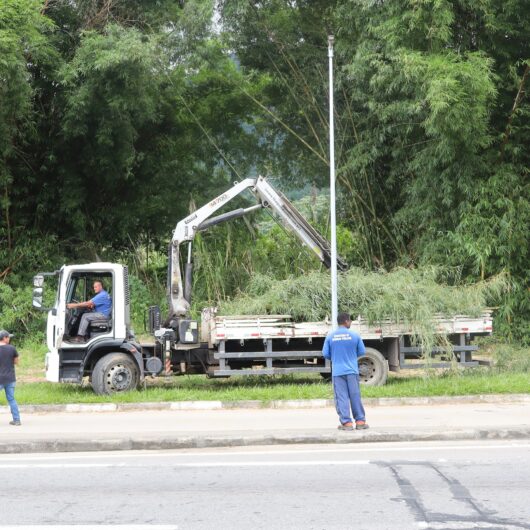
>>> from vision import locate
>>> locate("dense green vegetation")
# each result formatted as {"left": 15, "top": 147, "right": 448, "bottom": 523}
{"left": 1, "top": 0, "right": 528, "bottom": 351}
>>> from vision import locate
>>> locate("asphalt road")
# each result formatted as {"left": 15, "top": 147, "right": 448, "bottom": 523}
{"left": 1, "top": 441, "right": 529, "bottom": 530}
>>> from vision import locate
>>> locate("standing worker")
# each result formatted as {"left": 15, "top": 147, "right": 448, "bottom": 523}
{"left": 0, "top": 330, "right": 21, "bottom": 426}
{"left": 322, "top": 312, "right": 369, "bottom": 431}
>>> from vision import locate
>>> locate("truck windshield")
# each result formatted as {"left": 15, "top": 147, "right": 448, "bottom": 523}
{"left": 66, "top": 273, "right": 114, "bottom": 304}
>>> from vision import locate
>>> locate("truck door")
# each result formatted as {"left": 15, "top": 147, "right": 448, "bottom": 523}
{"left": 64, "top": 273, "right": 114, "bottom": 341}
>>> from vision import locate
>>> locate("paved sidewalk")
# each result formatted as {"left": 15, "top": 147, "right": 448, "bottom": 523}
{"left": 0, "top": 398, "right": 529, "bottom": 453}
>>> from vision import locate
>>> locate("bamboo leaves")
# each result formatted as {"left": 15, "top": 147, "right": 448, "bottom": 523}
{"left": 219, "top": 268, "right": 508, "bottom": 350}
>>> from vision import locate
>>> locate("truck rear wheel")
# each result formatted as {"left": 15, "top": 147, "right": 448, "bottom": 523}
{"left": 91, "top": 353, "right": 140, "bottom": 395}
{"left": 358, "top": 347, "right": 388, "bottom": 386}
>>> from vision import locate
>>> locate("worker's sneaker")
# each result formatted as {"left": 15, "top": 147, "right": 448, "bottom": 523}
{"left": 9, "top": 420, "right": 21, "bottom": 426}
{"left": 337, "top": 422, "right": 354, "bottom": 431}
{"left": 356, "top": 421, "right": 369, "bottom": 430}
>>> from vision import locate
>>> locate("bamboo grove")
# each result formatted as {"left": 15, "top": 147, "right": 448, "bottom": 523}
{"left": 0, "top": 0, "right": 528, "bottom": 343}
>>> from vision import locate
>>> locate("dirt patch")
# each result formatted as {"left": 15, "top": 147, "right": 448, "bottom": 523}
{"left": 18, "top": 369, "right": 46, "bottom": 384}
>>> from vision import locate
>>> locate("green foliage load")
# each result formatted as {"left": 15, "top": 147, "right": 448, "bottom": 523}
{"left": 220, "top": 268, "right": 507, "bottom": 349}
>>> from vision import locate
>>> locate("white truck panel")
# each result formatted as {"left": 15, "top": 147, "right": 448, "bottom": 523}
{"left": 206, "top": 311, "right": 493, "bottom": 344}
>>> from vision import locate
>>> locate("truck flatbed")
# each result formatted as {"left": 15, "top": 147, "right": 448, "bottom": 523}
{"left": 205, "top": 311, "right": 493, "bottom": 344}
{"left": 200, "top": 309, "right": 493, "bottom": 381}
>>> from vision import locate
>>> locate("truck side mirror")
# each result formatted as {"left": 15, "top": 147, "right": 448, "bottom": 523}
{"left": 32, "top": 287, "right": 44, "bottom": 309}
{"left": 32, "top": 270, "right": 59, "bottom": 312}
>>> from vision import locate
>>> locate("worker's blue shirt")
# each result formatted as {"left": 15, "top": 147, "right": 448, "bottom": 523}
{"left": 91, "top": 290, "right": 112, "bottom": 318}
{"left": 322, "top": 326, "right": 366, "bottom": 377}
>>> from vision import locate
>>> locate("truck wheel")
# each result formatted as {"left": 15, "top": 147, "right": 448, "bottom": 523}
{"left": 358, "top": 347, "right": 388, "bottom": 386}
{"left": 91, "top": 353, "right": 140, "bottom": 395}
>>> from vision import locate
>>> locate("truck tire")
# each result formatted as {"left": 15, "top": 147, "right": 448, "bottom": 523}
{"left": 358, "top": 347, "right": 388, "bottom": 386}
{"left": 91, "top": 353, "right": 140, "bottom": 395}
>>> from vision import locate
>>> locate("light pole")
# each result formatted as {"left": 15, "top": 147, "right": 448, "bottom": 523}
{"left": 328, "top": 35, "right": 338, "bottom": 329}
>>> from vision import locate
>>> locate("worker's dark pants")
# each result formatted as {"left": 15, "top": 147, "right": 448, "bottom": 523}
{"left": 333, "top": 374, "right": 365, "bottom": 425}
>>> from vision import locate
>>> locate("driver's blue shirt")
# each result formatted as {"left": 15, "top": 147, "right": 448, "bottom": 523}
{"left": 91, "top": 289, "right": 112, "bottom": 318}
{"left": 322, "top": 326, "right": 366, "bottom": 377}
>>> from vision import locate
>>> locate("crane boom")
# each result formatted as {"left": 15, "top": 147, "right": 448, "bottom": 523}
{"left": 168, "top": 176, "right": 347, "bottom": 319}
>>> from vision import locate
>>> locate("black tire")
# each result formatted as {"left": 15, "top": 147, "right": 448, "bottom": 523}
{"left": 91, "top": 353, "right": 140, "bottom": 395}
{"left": 358, "top": 347, "right": 388, "bottom": 386}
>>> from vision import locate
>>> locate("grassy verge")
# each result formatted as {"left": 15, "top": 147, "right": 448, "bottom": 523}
{"left": 5, "top": 340, "right": 528, "bottom": 406}
{"left": 8, "top": 370, "right": 529, "bottom": 405}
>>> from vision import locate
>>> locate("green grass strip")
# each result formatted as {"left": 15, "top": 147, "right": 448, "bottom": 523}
{"left": 7, "top": 371, "right": 529, "bottom": 406}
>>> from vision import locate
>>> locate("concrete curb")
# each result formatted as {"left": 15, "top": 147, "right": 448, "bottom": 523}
{"left": 6, "top": 393, "right": 530, "bottom": 414}
{"left": 1, "top": 427, "right": 530, "bottom": 454}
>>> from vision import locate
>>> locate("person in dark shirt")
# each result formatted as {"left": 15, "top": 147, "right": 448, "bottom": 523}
{"left": 322, "top": 312, "right": 369, "bottom": 431}
{"left": 0, "top": 330, "right": 21, "bottom": 426}
{"left": 66, "top": 280, "right": 112, "bottom": 343}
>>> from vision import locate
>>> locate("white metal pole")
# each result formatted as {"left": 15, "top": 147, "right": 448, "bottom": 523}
{"left": 328, "top": 35, "right": 338, "bottom": 329}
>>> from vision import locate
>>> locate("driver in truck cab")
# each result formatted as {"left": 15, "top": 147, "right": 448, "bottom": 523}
{"left": 66, "top": 280, "right": 112, "bottom": 343}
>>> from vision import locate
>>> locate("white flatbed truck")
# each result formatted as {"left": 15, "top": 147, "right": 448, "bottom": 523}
{"left": 32, "top": 177, "right": 493, "bottom": 394}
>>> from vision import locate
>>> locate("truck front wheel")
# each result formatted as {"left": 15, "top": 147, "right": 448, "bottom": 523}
{"left": 358, "top": 347, "right": 388, "bottom": 386}
{"left": 91, "top": 353, "right": 140, "bottom": 395}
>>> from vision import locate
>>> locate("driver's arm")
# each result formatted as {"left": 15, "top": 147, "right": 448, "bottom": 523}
{"left": 67, "top": 300, "right": 95, "bottom": 310}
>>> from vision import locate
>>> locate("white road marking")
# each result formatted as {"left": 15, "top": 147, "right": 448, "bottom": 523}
{"left": 0, "top": 460, "right": 370, "bottom": 469}
{"left": 0, "top": 463, "right": 127, "bottom": 469}
{"left": 0, "top": 441, "right": 528, "bottom": 462}
{"left": 164, "top": 460, "right": 370, "bottom": 467}
{"left": 0, "top": 527, "right": 178, "bottom": 530}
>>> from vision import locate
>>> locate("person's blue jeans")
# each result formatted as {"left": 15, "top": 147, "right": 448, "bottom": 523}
{"left": 0, "top": 382, "right": 20, "bottom": 422}
{"left": 333, "top": 374, "right": 365, "bottom": 425}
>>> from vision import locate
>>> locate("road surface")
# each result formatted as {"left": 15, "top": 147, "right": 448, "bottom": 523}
{"left": 1, "top": 440, "right": 529, "bottom": 529}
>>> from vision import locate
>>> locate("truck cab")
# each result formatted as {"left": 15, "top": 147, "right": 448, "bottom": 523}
{"left": 33, "top": 263, "right": 141, "bottom": 391}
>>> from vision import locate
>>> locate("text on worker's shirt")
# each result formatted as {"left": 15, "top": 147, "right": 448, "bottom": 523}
{"left": 331, "top": 334, "right": 353, "bottom": 342}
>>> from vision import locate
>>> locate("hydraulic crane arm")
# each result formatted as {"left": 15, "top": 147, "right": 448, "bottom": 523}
{"left": 168, "top": 176, "right": 347, "bottom": 319}
{"left": 251, "top": 177, "right": 347, "bottom": 271}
